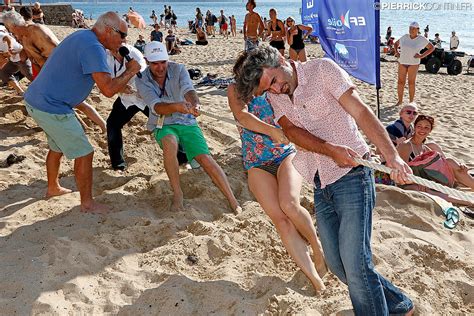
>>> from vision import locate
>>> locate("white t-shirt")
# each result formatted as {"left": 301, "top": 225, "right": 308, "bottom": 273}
{"left": 106, "top": 44, "right": 147, "bottom": 110}
{"left": 0, "top": 32, "right": 23, "bottom": 63}
{"left": 450, "top": 35, "right": 459, "bottom": 49}
{"left": 398, "top": 34, "right": 429, "bottom": 65}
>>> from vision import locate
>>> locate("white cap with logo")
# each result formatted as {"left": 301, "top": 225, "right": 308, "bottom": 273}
{"left": 144, "top": 41, "right": 169, "bottom": 62}
{"left": 409, "top": 21, "right": 419, "bottom": 28}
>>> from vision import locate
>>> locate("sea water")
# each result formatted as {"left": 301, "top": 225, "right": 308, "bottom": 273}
{"left": 72, "top": 0, "right": 473, "bottom": 54}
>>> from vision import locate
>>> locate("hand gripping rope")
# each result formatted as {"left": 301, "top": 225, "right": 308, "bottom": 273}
{"left": 353, "top": 157, "right": 474, "bottom": 204}
{"left": 199, "top": 110, "right": 474, "bottom": 205}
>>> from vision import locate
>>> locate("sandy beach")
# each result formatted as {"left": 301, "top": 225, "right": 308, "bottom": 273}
{"left": 0, "top": 24, "right": 473, "bottom": 315}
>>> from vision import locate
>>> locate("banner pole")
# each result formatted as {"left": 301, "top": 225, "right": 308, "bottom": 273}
{"left": 376, "top": 87, "right": 381, "bottom": 119}
{"left": 375, "top": 0, "right": 381, "bottom": 119}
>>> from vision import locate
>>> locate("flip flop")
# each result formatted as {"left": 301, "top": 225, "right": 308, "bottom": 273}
{"left": 443, "top": 207, "right": 460, "bottom": 229}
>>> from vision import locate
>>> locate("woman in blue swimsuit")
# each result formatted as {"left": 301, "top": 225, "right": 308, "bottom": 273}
{"left": 228, "top": 79, "right": 326, "bottom": 292}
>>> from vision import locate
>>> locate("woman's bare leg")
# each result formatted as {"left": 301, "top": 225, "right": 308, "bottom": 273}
{"left": 248, "top": 167, "right": 325, "bottom": 292}
{"left": 289, "top": 47, "right": 298, "bottom": 61}
{"left": 407, "top": 65, "right": 420, "bottom": 103}
{"left": 277, "top": 155, "right": 327, "bottom": 278}
{"left": 447, "top": 158, "right": 474, "bottom": 190}
{"left": 298, "top": 48, "right": 307, "bottom": 62}
{"left": 397, "top": 64, "right": 408, "bottom": 106}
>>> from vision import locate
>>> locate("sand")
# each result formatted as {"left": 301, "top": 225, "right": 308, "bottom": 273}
{"left": 0, "top": 24, "right": 473, "bottom": 315}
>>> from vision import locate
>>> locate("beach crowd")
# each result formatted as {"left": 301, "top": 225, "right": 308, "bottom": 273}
{"left": 0, "top": 1, "right": 473, "bottom": 315}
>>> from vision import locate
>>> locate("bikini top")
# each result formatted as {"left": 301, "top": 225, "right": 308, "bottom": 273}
{"left": 408, "top": 141, "right": 431, "bottom": 162}
{"left": 270, "top": 20, "right": 283, "bottom": 32}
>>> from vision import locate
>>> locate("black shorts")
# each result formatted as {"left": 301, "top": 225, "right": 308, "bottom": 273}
{"left": 270, "top": 40, "right": 285, "bottom": 50}
{"left": 254, "top": 161, "right": 282, "bottom": 176}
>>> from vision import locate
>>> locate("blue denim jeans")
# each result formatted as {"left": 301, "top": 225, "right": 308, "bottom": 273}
{"left": 314, "top": 166, "right": 413, "bottom": 316}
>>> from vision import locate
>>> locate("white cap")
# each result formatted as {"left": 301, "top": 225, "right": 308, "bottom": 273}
{"left": 144, "top": 41, "right": 169, "bottom": 62}
{"left": 409, "top": 21, "right": 419, "bottom": 28}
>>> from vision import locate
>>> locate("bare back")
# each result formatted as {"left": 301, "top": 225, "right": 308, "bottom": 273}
{"left": 22, "top": 24, "right": 60, "bottom": 66}
{"left": 244, "top": 11, "right": 263, "bottom": 38}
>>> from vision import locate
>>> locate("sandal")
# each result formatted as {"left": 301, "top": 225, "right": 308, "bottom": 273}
{"left": 443, "top": 207, "right": 460, "bottom": 229}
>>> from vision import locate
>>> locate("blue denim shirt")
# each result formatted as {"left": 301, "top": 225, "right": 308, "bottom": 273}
{"left": 136, "top": 62, "right": 196, "bottom": 130}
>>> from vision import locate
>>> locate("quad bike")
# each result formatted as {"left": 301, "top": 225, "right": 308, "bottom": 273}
{"left": 420, "top": 41, "right": 465, "bottom": 75}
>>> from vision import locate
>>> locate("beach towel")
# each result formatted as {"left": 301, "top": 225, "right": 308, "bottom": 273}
{"left": 180, "top": 39, "right": 194, "bottom": 46}
{"left": 408, "top": 151, "right": 455, "bottom": 187}
{"left": 196, "top": 76, "right": 235, "bottom": 88}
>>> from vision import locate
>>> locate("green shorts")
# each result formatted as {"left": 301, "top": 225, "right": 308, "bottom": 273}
{"left": 154, "top": 124, "right": 210, "bottom": 161}
{"left": 25, "top": 102, "right": 93, "bottom": 159}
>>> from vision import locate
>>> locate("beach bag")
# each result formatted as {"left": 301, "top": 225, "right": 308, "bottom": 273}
{"left": 408, "top": 151, "right": 455, "bottom": 187}
{"left": 188, "top": 68, "right": 202, "bottom": 80}
{"left": 212, "top": 15, "right": 218, "bottom": 23}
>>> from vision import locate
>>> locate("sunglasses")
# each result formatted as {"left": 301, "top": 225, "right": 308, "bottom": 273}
{"left": 107, "top": 24, "right": 127, "bottom": 39}
{"left": 417, "top": 114, "right": 434, "bottom": 122}
{"left": 405, "top": 110, "right": 418, "bottom": 115}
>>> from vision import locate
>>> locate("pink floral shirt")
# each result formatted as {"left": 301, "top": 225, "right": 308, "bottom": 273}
{"left": 268, "top": 58, "right": 369, "bottom": 188}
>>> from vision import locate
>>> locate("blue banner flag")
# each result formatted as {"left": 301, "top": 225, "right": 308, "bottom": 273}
{"left": 301, "top": 0, "right": 319, "bottom": 37}
{"left": 317, "top": 0, "right": 380, "bottom": 87}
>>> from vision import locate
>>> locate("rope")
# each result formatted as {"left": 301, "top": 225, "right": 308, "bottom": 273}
{"left": 354, "top": 158, "right": 474, "bottom": 204}
{"left": 199, "top": 109, "right": 243, "bottom": 127}
{"left": 198, "top": 109, "right": 474, "bottom": 204}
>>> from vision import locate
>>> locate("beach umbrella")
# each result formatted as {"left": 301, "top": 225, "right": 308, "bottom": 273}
{"left": 127, "top": 12, "right": 146, "bottom": 29}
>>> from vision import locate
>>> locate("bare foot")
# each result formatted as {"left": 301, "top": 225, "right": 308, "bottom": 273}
{"left": 228, "top": 199, "right": 241, "bottom": 214}
{"left": 46, "top": 186, "right": 72, "bottom": 198}
{"left": 233, "top": 205, "right": 243, "bottom": 215}
{"left": 81, "top": 200, "right": 111, "bottom": 214}
{"left": 310, "top": 276, "right": 326, "bottom": 292}
{"left": 315, "top": 259, "right": 328, "bottom": 278}
{"left": 170, "top": 195, "right": 184, "bottom": 212}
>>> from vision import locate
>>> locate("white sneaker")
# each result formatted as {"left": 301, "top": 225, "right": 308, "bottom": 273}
{"left": 185, "top": 159, "right": 201, "bottom": 170}
{"left": 190, "top": 159, "right": 201, "bottom": 169}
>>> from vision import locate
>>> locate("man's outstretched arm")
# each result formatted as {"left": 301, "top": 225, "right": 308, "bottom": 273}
{"left": 338, "top": 88, "right": 412, "bottom": 183}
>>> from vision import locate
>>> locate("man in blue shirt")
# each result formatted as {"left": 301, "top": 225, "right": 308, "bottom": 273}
{"left": 386, "top": 103, "right": 418, "bottom": 146}
{"left": 136, "top": 41, "right": 240, "bottom": 213}
{"left": 24, "top": 12, "right": 141, "bottom": 214}
{"left": 150, "top": 23, "right": 163, "bottom": 42}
